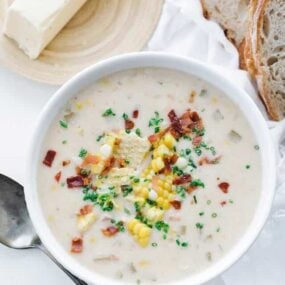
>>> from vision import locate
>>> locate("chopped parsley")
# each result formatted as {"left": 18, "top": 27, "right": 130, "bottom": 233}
{"left": 196, "top": 222, "right": 204, "bottom": 230}
{"left": 194, "top": 147, "right": 202, "bottom": 156}
{"left": 245, "top": 164, "right": 251, "bottom": 169}
{"left": 121, "top": 185, "right": 133, "bottom": 197}
{"left": 83, "top": 187, "right": 116, "bottom": 211}
{"left": 102, "top": 108, "right": 116, "bottom": 117}
{"left": 176, "top": 185, "right": 187, "bottom": 199}
{"left": 191, "top": 179, "right": 205, "bottom": 188}
{"left": 229, "top": 199, "right": 234, "bottom": 204}
{"left": 172, "top": 166, "right": 184, "bottom": 176}
{"left": 59, "top": 120, "right": 68, "bottom": 129}
{"left": 79, "top": 148, "right": 88, "bottom": 158}
{"left": 122, "top": 113, "right": 129, "bottom": 120}
{"left": 96, "top": 133, "right": 105, "bottom": 142}
{"left": 176, "top": 239, "right": 189, "bottom": 247}
{"left": 135, "top": 128, "right": 142, "bottom": 137}
{"left": 199, "top": 211, "right": 204, "bottom": 216}
{"left": 155, "top": 221, "right": 169, "bottom": 234}
{"left": 149, "top": 111, "right": 164, "bottom": 132}
{"left": 111, "top": 219, "right": 125, "bottom": 232}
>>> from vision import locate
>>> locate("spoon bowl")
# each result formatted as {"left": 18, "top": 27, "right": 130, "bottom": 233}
{"left": 0, "top": 173, "right": 87, "bottom": 285}
{"left": 0, "top": 174, "right": 37, "bottom": 249}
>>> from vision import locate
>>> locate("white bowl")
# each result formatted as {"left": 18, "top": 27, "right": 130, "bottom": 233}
{"left": 25, "top": 52, "right": 276, "bottom": 285}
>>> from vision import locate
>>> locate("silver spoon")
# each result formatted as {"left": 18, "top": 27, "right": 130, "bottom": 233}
{"left": 0, "top": 173, "right": 88, "bottom": 285}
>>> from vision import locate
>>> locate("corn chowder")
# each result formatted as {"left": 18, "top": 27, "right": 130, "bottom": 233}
{"left": 38, "top": 68, "right": 261, "bottom": 284}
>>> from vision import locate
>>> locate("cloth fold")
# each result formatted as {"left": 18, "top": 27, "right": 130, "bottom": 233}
{"left": 147, "top": 1, "right": 285, "bottom": 284}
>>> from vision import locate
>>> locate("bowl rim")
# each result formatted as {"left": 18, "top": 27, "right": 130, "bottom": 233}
{"left": 25, "top": 52, "right": 276, "bottom": 285}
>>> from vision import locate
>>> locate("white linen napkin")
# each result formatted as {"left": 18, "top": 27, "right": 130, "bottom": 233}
{"left": 147, "top": 1, "right": 285, "bottom": 284}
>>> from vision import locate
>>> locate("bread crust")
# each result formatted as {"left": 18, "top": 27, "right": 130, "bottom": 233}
{"left": 244, "top": 0, "right": 281, "bottom": 120}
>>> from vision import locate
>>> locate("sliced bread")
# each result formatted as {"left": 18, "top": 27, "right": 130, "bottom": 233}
{"left": 244, "top": 0, "right": 285, "bottom": 120}
{"left": 201, "top": 0, "right": 250, "bottom": 47}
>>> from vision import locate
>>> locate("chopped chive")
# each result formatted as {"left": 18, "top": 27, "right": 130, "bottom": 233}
{"left": 245, "top": 164, "right": 251, "bottom": 169}
{"left": 122, "top": 113, "right": 129, "bottom": 120}
{"left": 193, "top": 195, "right": 197, "bottom": 204}
{"left": 59, "top": 120, "right": 68, "bottom": 128}
{"left": 216, "top": 227, "right": 221, "bottom": 232}
{"left": 96, "top": 133, "right": 105, "bottom": 142}
{"left": 151, "top": 242, "right": 158, "bottom": 247}
{"left": 135, "top": 128, "right": 142, "bottom": 137}
{"left": 196, "top": 222, "right": 204, "bottom": 230}
{"left": 207, "top": 200, "right": 211, "bottom": 205}
{"left": 79, "top": 148, "right": 88, "bottom": 158}
{"left": 211, "top": 213, "right": 217, "bottom": 218}
{"left": 254, "top": 145, "right": 260, "bottom": 150}
{"left": 102, "top": 108, "right": 116, "bottom": 117}
{"left": 62, "top": 140, "right": 67, "bottom": 144}
{"left": 199, "top": 211, "right": 204, "bottom": 216}
{"left": 229, "top": 199, "right": 234, "bottom": 204}
{"left": 125, "top": 129, "right": 131, "bottom": 134}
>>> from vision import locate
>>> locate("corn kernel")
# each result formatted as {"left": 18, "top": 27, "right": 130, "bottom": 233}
{"left": 139, "top": 227, "right": 151, "bottom": 238}
{"left": 162, "top": 200, "right": 170, "bottom": 210}
{"left": 75, "top": 102, "right": 83, "bottom": 110}
{"left": 151, "top": 157, "right": 165, "bottom": 172}
{"left": 155, "top": 144, "right": 170, "bottom": 157}
{"left": 164, "top": 133, "right": 176, "bottom": 149}
{"left": 157, "top": 197, "right": 164, "bottom": 205}
{"left": 162, "top": 190, "right": 169, "bottom": 199}
{"left": 134, "top": 223, "right": 142, "bottom": 234}
{"left": 139, "top": 237, "right": 149, "bottom": 247}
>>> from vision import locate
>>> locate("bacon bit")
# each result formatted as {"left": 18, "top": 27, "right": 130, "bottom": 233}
{"left": 220, "top": 200, "right": 227, "bottom": 206}
{"left": 198, "top": 156, "right": 221, "bottom": 166}
{"left": 170, "top": 200, "right": 182, "bottom": 210}
{"left": 79, "top": 204, "right": 93, "bottom": 216}
{"left": 186, "top": 185, "right": 197, "bottom": 193}
{"left": 54, "top": 171, "right": 61, "bottom": 182}
{"left": 43, "top": 150, "right": 56, "bottom": 167}
{"left": 190, "top": 111, "right": 200, "bottom": 122}
{"left": 170, "top": 154, "right": 179, "bottom": 164}
{"left": 160, "top": 157, "right": 172, "bottom": 174}
{"left": 173, "top": 174, "right": 192, "bottom": 185}
{"left": 192, "top": 136, "right": 202, "bottom": 146}
{"left": 101, "top": 156, "right": 116, "bottom": 176}
{"left": 71, "top": 237, "right": 83, "bottom": 253}
{"left": 148, "top": 133, "right": 160, "bottom": 144}
{"left": 132, "top": 109, "right": 139, "bottom": 119}
{"left": 62, "top": 160, "right": 71, "bottom": 167}
{"left": 66, "top": 176, "right": 84, "bottom": 188}
{"left": 189, "top": 90, "right": 197, "bottom": 103}
{"left": 168, "top": 109, "right": 179, "bottom": 123}
{"left": 101, "top": 226, "right": 119, "bottom": 237}
{"left": 82, "top": 154, "right": 101, "bottom": 167}
{"left": 218, "top": 182, "right": 229, "bottom": 194}
{"left": 114, "top": 138, "right": 122, "bottom": 146}
{"left": 125, "top": 119, "right": 135, "bottom": 130}
{"left": 83, "top": 177, "right": 90, "bottom": 186}
{"left": 168, "top": 110, "right": 183, "bottom": 138}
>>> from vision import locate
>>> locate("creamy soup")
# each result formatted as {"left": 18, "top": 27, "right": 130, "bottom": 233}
{"left": 38, "top": 68, "right": 261, "bottom": 284}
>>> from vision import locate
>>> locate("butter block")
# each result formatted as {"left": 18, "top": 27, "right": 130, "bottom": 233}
{"left": 3, "top": 0, "right": 88, "bottom": 59}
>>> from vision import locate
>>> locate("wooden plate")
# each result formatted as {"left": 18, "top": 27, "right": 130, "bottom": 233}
{"left": 0, "top": 0, "right": 163, "bottom": 85}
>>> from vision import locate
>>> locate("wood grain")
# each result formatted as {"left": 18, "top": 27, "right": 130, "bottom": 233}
{"left": 0, "top": 0, "right": 163, "bottom": 85}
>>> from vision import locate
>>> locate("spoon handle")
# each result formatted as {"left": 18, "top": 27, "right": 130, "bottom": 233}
{"left": 38, "top": 244, "right": 88, "bottom": 285}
